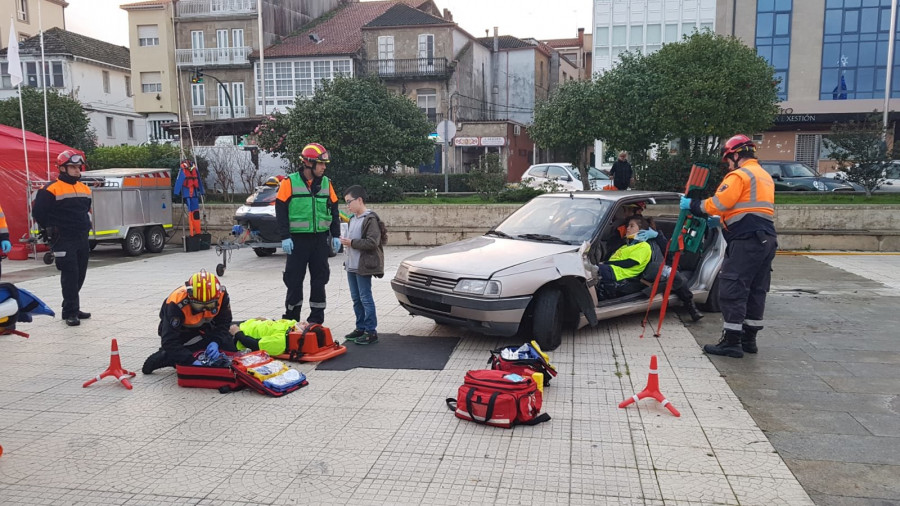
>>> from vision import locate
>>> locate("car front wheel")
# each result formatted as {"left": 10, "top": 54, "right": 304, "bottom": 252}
{"left": 532, "top": 287, "right": 563, "bottom": 351}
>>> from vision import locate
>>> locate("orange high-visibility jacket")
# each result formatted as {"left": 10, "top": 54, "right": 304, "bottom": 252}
{"left": 701, "top": 159, "right": 775, "bottom": 229}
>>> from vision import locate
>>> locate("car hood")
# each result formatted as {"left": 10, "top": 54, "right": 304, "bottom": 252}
{"left": 401, "top": 236, "right": 577, "bottom": 278}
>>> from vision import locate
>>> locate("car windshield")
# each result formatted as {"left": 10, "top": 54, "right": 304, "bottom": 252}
{"left": 246, "top": 185, "right": 278, "bottom": 204}
{"left": 569, "top": 167, "right": 610, "bottom": 181}
{"left": 781, "top": 163, "right": 818, "bottom": 177}
{"left": 492, "top": 196, "right": 612, "bottom": 244}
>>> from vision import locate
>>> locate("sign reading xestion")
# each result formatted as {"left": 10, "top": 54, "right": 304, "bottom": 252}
{"left": 454, "top": 137, "right": 507, "bottom": 147}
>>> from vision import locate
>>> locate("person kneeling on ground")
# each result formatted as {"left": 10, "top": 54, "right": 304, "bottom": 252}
{"left": 142, "top": 270, "right": 237, "bottom": 374}
{"left": 596, "top": 216, "right": 654, "bottom": 299}
{"left": 229, "top": 317, "right": 305, "bottom": 356}
{"left": 637, "top": 219, "right": 704, "bottom": 322}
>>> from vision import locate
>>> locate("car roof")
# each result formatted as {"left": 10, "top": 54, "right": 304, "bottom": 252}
{"left": 534, "top": 190, "right": 681, "bottom": 201}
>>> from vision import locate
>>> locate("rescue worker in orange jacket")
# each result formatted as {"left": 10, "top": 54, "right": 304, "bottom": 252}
{"left": 275, "top": 143, "right": 341, "bottom": 324}
{"left": 142, "top": 270, "right": 237, "bottom": 374}
{"left": 31, "top": 150, "right": 93, "bottom": 326}
{"left": 0, "top": 202, "right": 11, "bottom": 279}
{"left": 681, "top": 134, "right": 777, "bottom": 358}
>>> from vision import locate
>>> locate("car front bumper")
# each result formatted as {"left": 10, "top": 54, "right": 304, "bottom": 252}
{"left": 391, "top": 280, "right": 531, "bottom": 336}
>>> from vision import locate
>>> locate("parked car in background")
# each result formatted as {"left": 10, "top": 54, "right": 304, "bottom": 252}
{"left": 759, "top": 160, "right": 860, "bottom": 192}
{"left": 521, "top": 163, "right": 610, "bottom": 192}
{"left": 826, "top": 161, "right": 900, "bottom": 192}
{"left": 391, "top": 191, "right": 725, "bottom": 351}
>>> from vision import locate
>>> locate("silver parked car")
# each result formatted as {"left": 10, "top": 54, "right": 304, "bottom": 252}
{"left": 521, "top": 163, "right": 610, "bottom": 191}
{"left": 391, "top": 191, "right": 726, "bottom": 350}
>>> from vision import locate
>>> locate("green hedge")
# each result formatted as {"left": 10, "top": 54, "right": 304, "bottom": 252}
{"left": 634, "top": 152, "right": 725, "bottom": 198}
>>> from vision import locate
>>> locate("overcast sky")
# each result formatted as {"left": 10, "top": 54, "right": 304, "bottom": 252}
{"left": 69, "top": 0, "right": 592, "bottom": 47}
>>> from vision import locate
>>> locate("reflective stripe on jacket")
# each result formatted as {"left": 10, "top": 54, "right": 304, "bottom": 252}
{"left": 702, "top": 159, "right": 775, "bottom": 229}
{"left": 285, "top": 173, "right": 332, "bottom": 233}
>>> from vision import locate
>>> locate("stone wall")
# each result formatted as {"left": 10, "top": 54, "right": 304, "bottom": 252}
{"left": 184, "top": 204, "right": 900, "bottom": 252}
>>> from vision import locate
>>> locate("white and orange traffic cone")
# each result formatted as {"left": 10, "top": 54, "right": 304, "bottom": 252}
{"left": 83, "top": 339, "right": 136, "bottom": 390}
{"left": 618, "top": 355, "right": 680, "bottom": 417}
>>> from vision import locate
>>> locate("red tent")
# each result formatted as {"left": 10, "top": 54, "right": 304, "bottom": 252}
{"left": 0, "top": 125, "right": 82, "bottom": 244}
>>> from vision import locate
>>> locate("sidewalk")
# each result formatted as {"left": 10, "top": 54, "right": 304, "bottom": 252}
{"left": 0, "top": 246, "right": 811, "bottom": 504}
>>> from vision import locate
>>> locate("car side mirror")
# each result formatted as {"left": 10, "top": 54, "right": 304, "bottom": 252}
{"left": 772, "top": 174, "right": 783, "bottom": 181}
{"left": 560, "top": 176, "right": 572, "bottom": 182}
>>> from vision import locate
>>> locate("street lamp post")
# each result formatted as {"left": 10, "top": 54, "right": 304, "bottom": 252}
{"left": 193, "top": 69, "right": 237, "bottom": 145}
{"left": 884, "top": 0, "right": 898, "bottom": 140}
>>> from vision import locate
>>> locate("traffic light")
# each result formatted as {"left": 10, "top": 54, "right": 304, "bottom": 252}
{"left": 191, "top": 69, "right": 204, "bottom": 84}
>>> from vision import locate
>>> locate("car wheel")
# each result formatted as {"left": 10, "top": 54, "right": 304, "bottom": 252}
{"left": 122, "top": 228, "right": 145, "bottom": 256}
{"left": 698, "top": 275, "right": 721, "bottom": 313}
{"left": 144, "top": 226, "right": 166, "bottom": 253}
{"left": 254, "top": 247, "right": 276, "bottom": 257}
{"left": 532, "top": 287, "right": 563, "bottom": 351}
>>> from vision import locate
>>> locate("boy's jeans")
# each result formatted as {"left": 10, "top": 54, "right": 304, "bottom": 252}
{"left": 347, "top": 271, "right": 377, "bottom": 333}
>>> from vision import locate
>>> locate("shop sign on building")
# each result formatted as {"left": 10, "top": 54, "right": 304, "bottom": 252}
{"left": 454, "top": 137, "right": 479, "bottom": 146}
{"left": 480, "top": 137, "right": 506, "bottom": 146}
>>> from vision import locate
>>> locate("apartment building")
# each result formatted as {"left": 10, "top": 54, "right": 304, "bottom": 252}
{"left": 719, "top": 0, "right": 900, "bottom": 172}
{"left": 0, "top": 0, "right": 66, "bottom": 50}
{"left": 0, "top": 28, "right": 144, "bottom": 146}
{"left": 544, "top": 27, "right": 593, "bottom": 82}
{"left": 122, "top": 0, "right": 345, "bottom": 145}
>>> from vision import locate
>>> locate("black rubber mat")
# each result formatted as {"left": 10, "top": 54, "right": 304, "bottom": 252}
{"left": 315, "top": 334, "right": 460, "bottom": 371}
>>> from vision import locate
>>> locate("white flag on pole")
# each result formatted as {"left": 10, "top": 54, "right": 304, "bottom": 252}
{"left": 8, "top": 18, "right": 23, "bottom": 87}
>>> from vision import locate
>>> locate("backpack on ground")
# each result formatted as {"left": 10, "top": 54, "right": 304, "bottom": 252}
{"left": 446, "top": 369, "right": 551, "bottom": 428}
{"left": 488, "top": 341, "right": 558, "bottom": 386}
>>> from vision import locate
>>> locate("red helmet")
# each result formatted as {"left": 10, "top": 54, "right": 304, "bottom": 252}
{"left": 57, "top": 150, "right": 85, "bottom": 169}
{"left": 180, "top": 159, "right": 196, "bottom": 171}
{"left": 721, "top": 134, "right": 756, "bottom": 161}
{"left": 185, "top": 269, "right": 222, "bottom": 311}
{"left": 300, "top": 143, "right": 330, "bottom": 164}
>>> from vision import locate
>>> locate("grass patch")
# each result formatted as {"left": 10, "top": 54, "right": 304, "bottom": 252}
{"left": 775, "top": 193, "right": 900, "bottom": 204}
{"left": 399, "top": 196, "right": 494, "bottom": 204}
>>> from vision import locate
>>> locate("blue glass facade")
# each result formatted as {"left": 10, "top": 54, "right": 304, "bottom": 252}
{"left": 756, "top": 0, "right": 793, "bottom": 101}
{"left": 821, "top": 0, "right": 900, "bottom": 100}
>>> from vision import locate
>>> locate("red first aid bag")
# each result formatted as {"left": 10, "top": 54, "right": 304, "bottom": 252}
{"left": 175, "top": 351, "right": 242, "bottom": 393}
{"left": 446, "top": 369, "right": 550, "bottom": 428}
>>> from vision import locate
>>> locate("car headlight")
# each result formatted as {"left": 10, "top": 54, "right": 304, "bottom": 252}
{"left": 813, "top": 180, "right": 827, "bottom": 191}
{"left": 395, "top": 264, "right": 409, "bottom": 282}
{"left": 453, "top": 279, "right": 502, "bottom": 297}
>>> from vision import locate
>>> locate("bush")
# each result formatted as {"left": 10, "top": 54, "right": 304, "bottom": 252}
{"left": 391, "top": 173, "right": 474, "bottom": 192}
{"left": 634, "top": 152, "right": 724, "bottom": 198}
{"left": 496, "top": 183, "right": 545, "bottom": 202}
{"left": 337, "top": 174, "right": 404, "bottom": 203}
{"left": 467, "top": 153, "right": 506, "bottom": 200}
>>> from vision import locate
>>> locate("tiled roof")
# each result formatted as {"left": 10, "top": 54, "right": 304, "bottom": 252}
{"left": 363, "top": 3, "right": 452, "bottom": 28}
{"left": 120, "top": 0, "right": 170, "bottom": 8}
{"left": 261, "top": 0, "right": 429, "bottom": 58}
{"left": 476, "top": 35, "right": 534, "bottom": 50}
{"left": 0, "top": 28, "right": 131, "bottom": 69}
{"left": 544, "top": 37, "right": 581, "bottom": 48}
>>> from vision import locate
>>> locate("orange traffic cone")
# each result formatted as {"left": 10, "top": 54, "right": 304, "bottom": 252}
{"left": 618, "top": 355, "right": 680, "bottom": 417}
{"left": 82, "top": 339, "right": 136, "bottom": 390}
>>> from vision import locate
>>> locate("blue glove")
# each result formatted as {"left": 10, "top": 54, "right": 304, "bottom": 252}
{"left": 1, "top": 240, "right": 10, "bottom": 253}
{"left": 332, "top": 237, "right": 341, "bottom": 253}
{"left": 205, "top": 342, "right": 220, "bottom": 361}
{"left": 192, "top": 360, "right": 203, "bottom": 366}
{"left": 635, "top": 229, "right": 658, "bottom": 242}
{"left": 707, "top": 216, "right": 721, "bottom": 228}
{"left": 679, "top": 196, "right": 692, "bottom": 210}
{"left": 281, "top": 238, "right": 293, "bottom": 255}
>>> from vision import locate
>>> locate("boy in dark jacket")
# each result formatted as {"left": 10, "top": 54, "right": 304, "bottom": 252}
{"left": 338, "top": 185, "right": 386, "bottom": 345}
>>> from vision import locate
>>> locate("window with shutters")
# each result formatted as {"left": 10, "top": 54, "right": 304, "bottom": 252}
{"left": 138, "top": 25, "right": 159, "bottom": 47}
{"left": 795, "top": 134, "right": 821, "bottom": 170}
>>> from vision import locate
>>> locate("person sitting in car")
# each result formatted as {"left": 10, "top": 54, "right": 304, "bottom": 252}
{"left": 596, "top": 215, "right": 654, "bottom": 299}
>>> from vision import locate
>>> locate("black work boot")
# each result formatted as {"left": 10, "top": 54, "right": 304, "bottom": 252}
{"left": 282, "top": 308, "right": 301, "bottom": 321}
{"left": 142, "top": 350, "right": 169, "bottom": 374}
{"left": 685, "top": 301, "right": 704, "bottom": 322}
{"left": 703, "top": 329, "right": 744, "bottom": 358}
{"left": 742, "top": 324, "right": 761, "bottom": 354}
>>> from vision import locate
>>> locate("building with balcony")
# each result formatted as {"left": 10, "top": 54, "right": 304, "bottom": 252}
{"left": 0, "top": 0, "right": 67, "bottom": 50}
{"left": 719, "top": 0, "right": 900, "bottom": 172}
{"left": 0, "top": 28, "right": 145, "bottom": 146}
{"left": 122, "top": 0, "right": 345, "bottom": 145}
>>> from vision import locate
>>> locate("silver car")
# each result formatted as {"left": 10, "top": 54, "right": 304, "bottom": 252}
{"left": 391, "top": 191, "right": 726, "bottom": 350}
